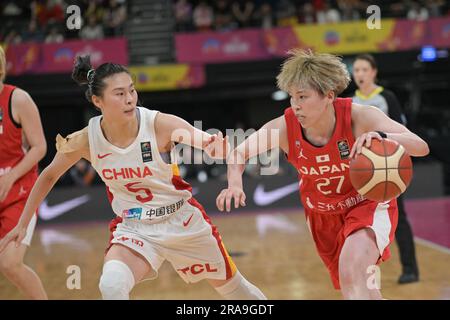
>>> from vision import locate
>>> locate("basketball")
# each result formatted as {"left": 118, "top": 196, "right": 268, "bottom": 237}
{"left": 349, "top": 138, "right": 413, "bottom": 202}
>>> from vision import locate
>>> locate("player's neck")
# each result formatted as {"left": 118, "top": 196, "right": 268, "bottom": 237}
{"left": 359, "top": 83, "right": 378, "bottom": 97}
{"left": 0, "top": 82, "right": 4, "bottom": 94}
{"left": 101, "top": 110, "right": 140, "bottom": 148}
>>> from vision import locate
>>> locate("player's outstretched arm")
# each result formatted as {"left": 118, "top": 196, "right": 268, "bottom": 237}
{"left": 350, "top": 103, "right": 429, "bottom": 158}
{"left": 0, "top": 136, "right": 86, "bottom": 253}
{"left": 217, "top": 116, "right": 288, "bottom": 212}
{"left": 155, "top": 112, "right": 229, "bottom": 159}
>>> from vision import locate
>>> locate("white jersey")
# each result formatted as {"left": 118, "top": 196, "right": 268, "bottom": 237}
{"left": 88, "top": 107, "right": 192, "bottom": 223}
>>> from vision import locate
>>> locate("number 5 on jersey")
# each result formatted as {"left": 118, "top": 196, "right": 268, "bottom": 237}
{"left": 125, "top": 182, "right": 153, "bottom": 203}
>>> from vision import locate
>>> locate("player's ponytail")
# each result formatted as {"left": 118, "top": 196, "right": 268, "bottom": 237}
{"left": 71, "top": 55, "right": 130, "bottom": 104}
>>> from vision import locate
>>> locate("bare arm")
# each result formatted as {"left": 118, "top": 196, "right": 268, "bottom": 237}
{"left": 0, "top": 89, "right": 47, "bottom": 201}
{"left": 217, "top": 115, "right": 288, "bottom": 212}
{"left": 21, "top": 151, "right": 84, "bottom": 226}
{"left": 0, "top": 131, "right": 88, "bottom": 252}
{"left": 351, "top": 103, "right": 429, "bottom": 157}
{"left": 155, "top": 112, "right": 228, "bottom": 159}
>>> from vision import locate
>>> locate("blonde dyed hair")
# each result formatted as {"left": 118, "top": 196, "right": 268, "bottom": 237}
{"left": 0, "top": 45, "right": 5, "bottom": 82}
{"left": 276, "top": 49, "right": 351, "bottom": 97}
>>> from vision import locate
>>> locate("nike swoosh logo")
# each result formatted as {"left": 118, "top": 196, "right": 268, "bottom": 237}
{"left": 98, "top": 153, "right": 112, "bottom": 159}
{"left": 39, "top": 195, "right": 90, "bottom": 220}
{"left": 253, "top": 182, "right": 299, "bottom": 206}
{"left": 183, "top": 213, "right": 194, "bottom": 227}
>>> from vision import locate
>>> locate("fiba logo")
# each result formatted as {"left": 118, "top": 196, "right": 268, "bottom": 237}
{"left": 66, "top": 5, "right": 82, "bottom": 30}
{"left": 366, "top": 5, "right": 381, "bottom": 30}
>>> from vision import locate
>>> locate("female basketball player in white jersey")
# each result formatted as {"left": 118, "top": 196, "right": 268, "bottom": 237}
{"left": 0, "top": 56, "right": 266, "bottom": 300}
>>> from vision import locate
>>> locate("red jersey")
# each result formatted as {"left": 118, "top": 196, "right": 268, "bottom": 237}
{"left": 284, "top": 97, "right": 366, "bottom": 214}
{"left": 0, "top": 84, "right": 37, "bottom": 181}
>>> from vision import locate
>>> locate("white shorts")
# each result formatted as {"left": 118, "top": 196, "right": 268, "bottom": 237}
{"left": 22, "top": 214, "right": 37, "bottom": 246}
{"left": 109, "top": 198, "right": 237, "bottom": 283}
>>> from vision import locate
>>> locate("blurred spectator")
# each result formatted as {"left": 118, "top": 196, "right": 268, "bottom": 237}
{"left": 45, "top": 24, "right": 64, "bottom": 43}
{"left": 312, "top": 0, "right": 326, "bottom": 23}
{"left": 3, "top": 29, "right": 22, "bottom": 45}
{"left": 426, "top": 0, "right": 445, "bottom": 17}
{"left": 174, "top": 0, "right": 193, "bottom": 32}
{"left": 337, "top": 0, "right": 360, "bottom": 21}
{"left": 36, "top": 0, "right": 65, "bottom": 27}
{"left": 193, "top": 1, "right": 214, "bottom": 31}
{"left": 214, "top": 0, "right": 238, "bottom": 31}
{"left": 2, "top": 1, "right": 23, "bottom": 18}
{"left": 275, "top": 0, "right": 297, "bottom": 26}
{"left": 298, "top": 2, "right": 317, "bottom": 24}
{"left": 80, "top": 16, "right": 104, "bottom": 40}
{"left": 325, "top": 1, "right": 341, "bottom": 23}
{"left": 21, "top": 19, "right": 45, "bottom": 42}
{"left": 103, "top": 0, "right": 127, "bottom": 37}
{"left": 231, "top": 0, "right": 255, "bottom": 28}
{"left": 253, "top": 2, "right": 276, "bottom": 29}
{"left": 84, "top": 0, "right": 105, "bottom": 23}
{"left": 407, "top": 1, "right": 429, "bottom": 21}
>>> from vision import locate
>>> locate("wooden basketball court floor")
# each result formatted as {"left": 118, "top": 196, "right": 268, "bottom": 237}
{"left": 0, "top": 209, "right": 449, "bottom": 300}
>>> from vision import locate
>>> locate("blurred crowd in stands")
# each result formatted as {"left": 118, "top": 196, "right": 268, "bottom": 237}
{"left": 174, "top": 0, "right": 449, "bottom": 32}
{"left": 0, "top": 0, "right": 128, "bottom": 45}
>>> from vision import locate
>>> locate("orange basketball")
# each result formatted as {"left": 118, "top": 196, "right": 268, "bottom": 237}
{"left": 349, "top": 138, "right": 413, "bottom": 202}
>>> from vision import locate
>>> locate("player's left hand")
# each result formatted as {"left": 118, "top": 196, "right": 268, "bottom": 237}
{"left": 350, "top": 131, "right": 384, "bottom": 159}
{"left": 203, "top": 131, "right": 230, "bottom": 160}
{"left": 0, "top": 172, "right": 16, "bottom": 202}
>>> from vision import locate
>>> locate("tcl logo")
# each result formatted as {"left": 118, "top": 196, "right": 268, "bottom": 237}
{"left": 117, "top": 236, "right": 144, "bottom": 247}
{"left": 177, "top": 263, "right": 218, "bottom": 275}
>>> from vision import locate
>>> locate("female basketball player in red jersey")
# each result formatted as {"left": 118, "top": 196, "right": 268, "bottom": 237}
{"left": 217, "top": 49, "right": 429, "bottom": 299}
{"left": 0, "top": 55, "right": 266, "bottom": 300}
{"left": 0, "top": 46, "right": 48, "bottom": 299}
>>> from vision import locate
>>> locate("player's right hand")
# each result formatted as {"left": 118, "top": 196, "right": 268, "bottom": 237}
{"left": 0, "top": 225, "right": 27, "bottom": 253}
{"left": 216, "top": 187, "right": 246, "bottom": 212}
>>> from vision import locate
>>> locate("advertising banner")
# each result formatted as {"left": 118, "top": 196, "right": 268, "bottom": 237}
{"left": 129, "top": 64, "right": 205, "bottom": 91}
{"left": 5, "top": 38, "right": 128, "bottom": 76}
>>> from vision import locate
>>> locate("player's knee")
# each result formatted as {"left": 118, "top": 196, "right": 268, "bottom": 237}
{"left": 214, "top": 271, "right": 267, "bottom": 300}
{"left": 99, "top": 260, "right": 135, "bottom": 300}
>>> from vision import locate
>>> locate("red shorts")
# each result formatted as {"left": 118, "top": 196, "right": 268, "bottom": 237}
{"left": 0, "top": 173, "right": 37, "bottom": 239}
{"left": 304, "top": 199, "right": 398, "bottom": 289}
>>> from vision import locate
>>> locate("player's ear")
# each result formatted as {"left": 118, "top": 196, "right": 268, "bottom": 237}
{"left": 326, "top": 90, "right": 335, "bottom": 101}
{"left": 92, "top": 95, "right": 102, "bottom": 110}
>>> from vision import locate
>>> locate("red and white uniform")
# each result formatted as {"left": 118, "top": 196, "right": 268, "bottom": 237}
{"left": 284, "top": 97, "right": 398, "bottom": 289}
{"left": 87, "top": 107, "right": 236, "bottom": 283}
{"left": 0, "top": 84, "right": 37, "bottom": 244}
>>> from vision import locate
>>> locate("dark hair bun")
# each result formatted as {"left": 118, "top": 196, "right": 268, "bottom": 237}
{"left": 72, "top": 55, "right": 93, "bottom": 86}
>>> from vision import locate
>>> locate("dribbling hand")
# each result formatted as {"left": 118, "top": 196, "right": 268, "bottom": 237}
{"left": 350, "top": 131, "right": 384, "bottom": 159}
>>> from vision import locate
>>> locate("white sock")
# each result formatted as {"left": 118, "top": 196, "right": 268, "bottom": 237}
{"left": 214, "top": 272, "right": 267, "bottom": 300}
{"left": 99, "top": 260, "right": 135, "bottom": 300}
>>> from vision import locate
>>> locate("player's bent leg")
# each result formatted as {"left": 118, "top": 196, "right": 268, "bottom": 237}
{"left": 208, "top": 271, "right": 267, "bottom": 300}
{"left": 339, "top": 228, "right": 382, "bottom": 300}
{"left": 0, "top": 241, "right": 47, "bottom": 300}
{"left": 100, "top": 244, "right": 153, "bottom": 300}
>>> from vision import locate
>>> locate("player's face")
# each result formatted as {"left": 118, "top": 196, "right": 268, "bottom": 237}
{"left": 94, "top": 72, "right": 138, "bottom": 120}
{"left": 289, "top": 87, "right": 332, "bottom": 128}
{"left": 352, "top": 59, "right": 377, "bottom": 88}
